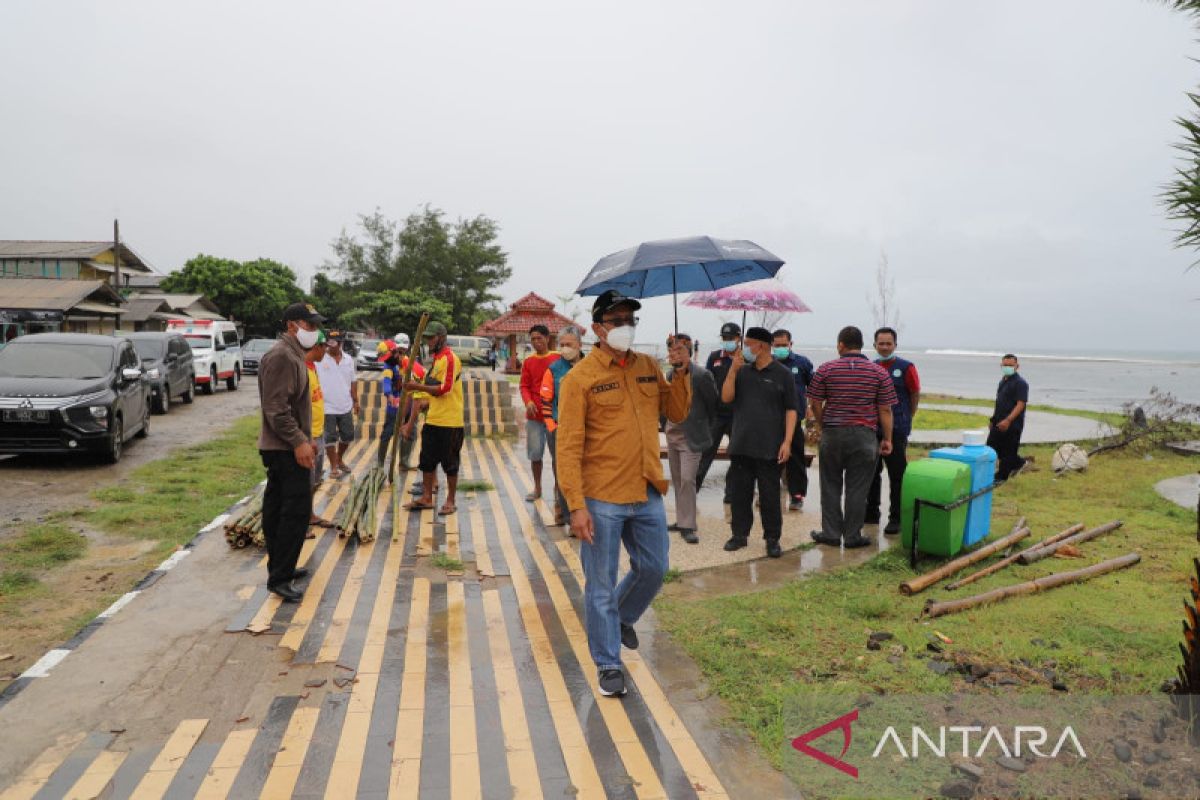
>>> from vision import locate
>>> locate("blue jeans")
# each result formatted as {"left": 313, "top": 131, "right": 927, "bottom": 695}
{"left": 581, "top": 486, "right": 669, "bottom": 671}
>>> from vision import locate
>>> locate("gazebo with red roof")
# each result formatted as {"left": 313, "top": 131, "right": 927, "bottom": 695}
{"left": 475, "top": 292, "right": 579, "bottom": 373}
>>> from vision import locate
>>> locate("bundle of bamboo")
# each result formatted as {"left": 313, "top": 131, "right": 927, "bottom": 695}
{"left": 338, "top": 466, "right": 387, "bottom": 542}
{"left": 224, "top": 485, "right": 267, "bottom": 548}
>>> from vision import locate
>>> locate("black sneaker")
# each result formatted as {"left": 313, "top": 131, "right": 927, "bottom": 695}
{"left": 290, "top": 567, "right": 310, "bottom": 580}
{"left": 810, "top": 530, "right": 841, "bottom": 546}
{"left": 599, "top": 668, "right": 627, "bottom": 697}
{"left": 883, "top": 519, "right": 901, "bottom": 535}
{"left": 667, "top": 523, "right": 682, "bottom": 532}
{"left": 620, "top": 623, "right": 639, "bottom": 650}
{"left": 788, "top": 495, "right": 804, "bottom": 511}
{"left": 679, "top": 528, "right": 699, "bottom": 544}
{"left": 723, "top": 536, "right": 748, "bottom": 552}
{"left": 766, "top": 540, "right": 783, "bottom": 558}
{"left": 268, "top": 582, "right": 303, "bottom": 602}
{"left": 843, "top": 536, "right": 872, "bottom": 549}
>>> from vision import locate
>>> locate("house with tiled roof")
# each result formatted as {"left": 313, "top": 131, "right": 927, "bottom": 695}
{"left": 474, "top": 292, "right": 579, "bottom": 372}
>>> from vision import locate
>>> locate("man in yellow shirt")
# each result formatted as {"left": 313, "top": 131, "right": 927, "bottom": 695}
{"left": 306, "top": 331, "right": 335, "bottom": 531}
{"left": 403, "top": 322, "right": 464, "bottom": 516}
{"left": 556, "top": 291, "right": 692, "bottom": 697}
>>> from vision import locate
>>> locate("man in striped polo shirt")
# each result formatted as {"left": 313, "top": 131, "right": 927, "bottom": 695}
{"left": 807, "top": 326, "right": 898, "bottom": 548}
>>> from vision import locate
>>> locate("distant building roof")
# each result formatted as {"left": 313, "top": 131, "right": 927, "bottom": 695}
{"left": 0, "top": 240, "right": 155, "bottom": 274}
{"left": 474, "top": 292, "right": 578, "bottom": 336}
{"left": 122, "top": 297, "right": 174, "bottom": 323}
{"left": 0, "top": 277, "right": 125, "bottom": 312}
{"left": 133, "top": 292, "right": 224, "bottom": 320}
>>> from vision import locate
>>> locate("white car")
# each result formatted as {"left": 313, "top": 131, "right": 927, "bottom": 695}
{"left": 167, "top": 319, "right": 243, "bottom": 394}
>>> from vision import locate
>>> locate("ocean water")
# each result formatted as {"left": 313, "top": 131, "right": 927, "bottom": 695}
{"left": 793, "top": 347, "right": 1200, "bottom": 413}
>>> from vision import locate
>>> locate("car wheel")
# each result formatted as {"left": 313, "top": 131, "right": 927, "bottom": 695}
{"left": 203, "top": 367, "right": 217, "bottom": 395}
{"left": 155, "top": 385, "right": 169, "bottom": 414}
{"left": 182, "top": 377, "right": 195, "bottom": 404}
{"left": 105, "top": 416, "right": 123, "bottom": 464}
{"left": 226, "top": 365, "right": 240, "bottom": 391}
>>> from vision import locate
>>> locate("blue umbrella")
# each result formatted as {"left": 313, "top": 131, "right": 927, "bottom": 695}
{"left": 575, "top": 235, "right": 785, "bottom": 332}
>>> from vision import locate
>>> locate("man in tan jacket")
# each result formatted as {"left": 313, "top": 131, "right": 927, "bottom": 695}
{"left": 556, "top": 290, "right": 691, "bottom": 697}
{"left": 257, "top": 302, "right": 324, "bottom": 602}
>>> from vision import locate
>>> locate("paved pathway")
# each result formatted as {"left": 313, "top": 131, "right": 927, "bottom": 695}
{"left": 0, "top": 433, "right": 736, "bottom": 800}
{"left": 1156, "top": 473, "right": 1199, "bottom": 511}
{"left": 909, "top": 403, "right": 1112, "bottom": 446}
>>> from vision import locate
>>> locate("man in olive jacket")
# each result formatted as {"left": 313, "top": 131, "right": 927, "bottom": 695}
{"left": 257, "top": 302, "right": 325, "bottom": 602}
{"left": 665, "top": 333, "right": 717, "bottom": 544}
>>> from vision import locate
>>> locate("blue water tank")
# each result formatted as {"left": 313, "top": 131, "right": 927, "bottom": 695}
{"left": 930, "top": 434, "right": 997, "bottom": 546}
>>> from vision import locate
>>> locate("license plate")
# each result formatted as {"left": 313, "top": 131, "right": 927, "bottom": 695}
{"left": 2, "top": 409, "right": 49, "bottom": 423}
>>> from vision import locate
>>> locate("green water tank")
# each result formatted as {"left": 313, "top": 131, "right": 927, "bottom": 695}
{"left": 900, "top": 459, "right": 972, "bottom": 557}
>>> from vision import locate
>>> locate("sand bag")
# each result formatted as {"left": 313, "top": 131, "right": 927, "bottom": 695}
{"left": 1052, "top": 443, "right": 1089, "bottom": 473}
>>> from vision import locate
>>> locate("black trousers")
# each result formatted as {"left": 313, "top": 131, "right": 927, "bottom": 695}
{"left": 867, "top": 434, "right": 908, "bottom": 523}
{"left": 729, "top": 455, "right": 783, "bottom": 541}
{"left": 987, "top": 426, "right": 1025, "bottom": 480}
{"left": 784, "top": 421, "right": 808, "bottom": 499}
{"left": 260, "top": 449, "right": 312, "bottom": 588}
{"left": 696, "top": 415, "right": 734, "bottom": 498}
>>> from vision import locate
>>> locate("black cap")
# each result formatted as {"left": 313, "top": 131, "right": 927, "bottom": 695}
{"left": 591, "top": 290, "right": 642, "bottom": 322}
{"left": 745, "top": 326, "right": 772, "bottom": 344}
{"left": 282, "top": 302, "right": 325, "bottom": 324}
{"left": 719, "top": 322, "right": 741, "bottom": 338}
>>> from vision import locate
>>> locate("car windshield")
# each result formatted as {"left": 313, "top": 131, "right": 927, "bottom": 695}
{"left": 131, "top": 339, "right": 165, "bottom": 360}
{"left": 0, "top": 342, "right": 115, "bottom": 379}
{"left": 243, "top": 339, "right": 273, "bottom": 353}
{"left": 184, "top": 335, "right": 213, "bottom": 350}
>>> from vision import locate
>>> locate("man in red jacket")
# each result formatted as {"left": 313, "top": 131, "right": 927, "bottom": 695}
{"left": 519, "top": 324, "right": 560, "bottom": 502}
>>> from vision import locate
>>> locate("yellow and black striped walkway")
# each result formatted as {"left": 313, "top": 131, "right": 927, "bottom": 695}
{"left": 1, "top": 433, "right": 728, "bottom": 799}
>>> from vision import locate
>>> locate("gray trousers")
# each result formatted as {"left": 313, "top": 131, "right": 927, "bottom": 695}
{"left": 666, "top": 426, "right": 701, "bottom": 530}
{"left": 818, "top": 426, "right": 880, "bottom": 541}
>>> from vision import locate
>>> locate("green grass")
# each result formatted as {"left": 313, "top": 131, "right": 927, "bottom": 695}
{"left": 655, "top": 441, "right": 1196, "bottom": 769}
{"left": 457, "top": 480, "right": 495, "bottom": 492}
{"left": 923, "top": 392, "right": 1126, "bottom": 428}
{"left": 662, "top": 567, "right": 682, "bottom": 584}
{"left": 80, "top": 415, "right": 265, "bottom": 554}
{"left": 910, "top": 407, "right": 990, "bottom": 431}
{"left": 0, "top": 523, "right": 88, "bottom": 602}
{"left": 431, "top": 552, "right": 464, "bottom": 571}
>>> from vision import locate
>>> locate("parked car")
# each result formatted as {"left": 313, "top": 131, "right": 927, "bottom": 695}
{"left": 448, "top": 335, "right": 492, "bottom": 366}
{"left": 0, "top": 333, "right": 151, "bottom": 462}
{"left": 355, "top": 338, "right": 386, "bottom": 371}
{"left": 125, "top": 332, "right": 196, "bottom": 414}
{"left": 240, "top": 338, "right": 275, "bottom": 375}
{"left": 167, "top": 319, "right": 242, "bottom": 394}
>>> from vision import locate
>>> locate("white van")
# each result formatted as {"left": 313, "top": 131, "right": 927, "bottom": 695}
{"left": 447, "top": 335, "right": 492, "bottom": 366}
{"left": 167, "top": 319, "right": 243, "bottom": 394}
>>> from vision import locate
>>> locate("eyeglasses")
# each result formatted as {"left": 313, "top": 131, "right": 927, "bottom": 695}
{"left": 601, "top": 315, "right": 639, "bottom": 327}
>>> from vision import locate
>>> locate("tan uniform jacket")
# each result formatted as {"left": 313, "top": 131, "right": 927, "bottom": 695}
{"left": 556, "top": 347, "right": 691, "bottom": 511}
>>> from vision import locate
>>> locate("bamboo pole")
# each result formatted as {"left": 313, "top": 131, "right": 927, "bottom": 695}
{"left": 387, "top": 313, "right": 431, "bottom": 482}
{"left": 1017, "top": 520, "right": 1123, "bottom": 565}
{"left": 946, "top": 522, "right": 1085, "bottom": 591}
{"left": 923, "top": 553, "right": 1141, "bottom": 619}
{"left": 899, "top": 519, "right": 1030, "bottom": 596}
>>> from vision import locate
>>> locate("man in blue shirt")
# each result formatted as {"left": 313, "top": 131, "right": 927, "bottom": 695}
{"left": 987, "top": 353, "right": 1029, "bottom": 480}
{"left": 866, "top": 327, "right": 921, "bottom": 534}
{"left": 772, "top": 329, "right": 814, "bottom": 511}
{"left": 695, "top": 322, "right": 742, "bottom": 503}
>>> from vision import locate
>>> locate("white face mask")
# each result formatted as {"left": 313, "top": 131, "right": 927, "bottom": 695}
{"left": 559, "top": 345, "right": 580, "bottom": 361}
{"left": 605, "top": 325, "right": 636, "bottom": 353}
{"left": 295, "top": 326, "right": 319, "bottom": 349}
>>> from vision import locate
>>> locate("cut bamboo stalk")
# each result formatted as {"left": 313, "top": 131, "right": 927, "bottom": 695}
{"left": 923, "top": 552, "right": 1141, "bottom": 618}
{"left": 899, "top": 519, "right": 1030, "bottom": 596}
{"left": 1017, "top": 520, "right": 1123, "bottom": 565}
{"left": 946, "top": 522, "right": 1084, "bottom": 590}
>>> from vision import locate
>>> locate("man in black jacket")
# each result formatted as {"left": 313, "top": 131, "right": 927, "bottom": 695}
{"left": 721, "top": 327, "right": 798, "bottom": 558}
{"left": 695, "top": 322, "right": 741, "bottom": 502}
{"left": 665, "top": 334, "right": 718, "bottom": 544}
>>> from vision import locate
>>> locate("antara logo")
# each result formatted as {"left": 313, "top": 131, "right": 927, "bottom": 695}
{"left": 792, "top": 709, "right": 1087, "bottom": 779}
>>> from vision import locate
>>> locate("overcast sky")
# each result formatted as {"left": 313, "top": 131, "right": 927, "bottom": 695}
{"left": 2, "top": 0, "right": 1197, "bottom": 354}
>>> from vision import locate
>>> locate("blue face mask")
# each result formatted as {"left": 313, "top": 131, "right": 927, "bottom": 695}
{"left": 772, "top": 346, "right": 790, "bottom": 359}
{"left": 722, "top": 340, "right": 738, "bottom": 353}
{"left": 742, "top": 345, "right": 756, "bottom": 361}
{"left": 1002, "top": 366, "right": 1016, "bottom": 377}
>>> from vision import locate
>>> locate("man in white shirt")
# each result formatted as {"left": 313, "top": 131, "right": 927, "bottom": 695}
{"left": 315, "top": 330, "right": 359, "bottom": 477}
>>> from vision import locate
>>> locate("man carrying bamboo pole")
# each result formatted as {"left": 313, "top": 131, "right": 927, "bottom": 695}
{"left": 402, "top": 322, "right": 464, "bottom": 516}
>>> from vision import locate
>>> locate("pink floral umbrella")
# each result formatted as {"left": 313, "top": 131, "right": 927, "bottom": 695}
{"left": 684, "top": 279, "right": 812, "bottom": 330}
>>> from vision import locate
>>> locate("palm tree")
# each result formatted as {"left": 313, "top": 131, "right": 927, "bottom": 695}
{"left": 1163, "top": 1, "right": 1200, "bottom": 264}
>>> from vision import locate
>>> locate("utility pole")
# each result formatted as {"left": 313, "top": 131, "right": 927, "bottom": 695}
{"left": 113, "top": 218, "right": 121, "bottom": 290}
